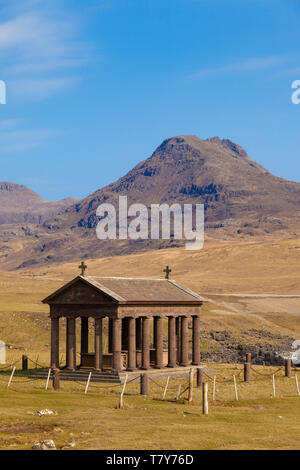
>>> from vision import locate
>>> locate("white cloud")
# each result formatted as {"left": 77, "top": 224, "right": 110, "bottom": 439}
{"left": 0, "top": 120, "right": 58, "bottom": 153}
{"left": 272, "top": 67, "right": 300, "bottom": 79}
{"left": 0, "top": 1, "right": 90, "bottom": 153}
{"left": 0, "top": 0, "right": 91, "bottom": 101}
{"left": 190, "top": 55, "right": 287, "bottom": 79}
{"left": 10, "top": 76, "right": 80, "bottom": 101}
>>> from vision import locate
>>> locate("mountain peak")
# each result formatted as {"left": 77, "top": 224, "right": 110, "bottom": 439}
{"left": 1, "top": 135, "right": 300, "bottom": 269}
{"left": 0, "top": 182, "right": 77, "bottom": 225}
{"left": 156, "top": 134, "right": 249, "bottom": 159}
{"left": 157, "top": 134, "right": 202, "bottom": 148}
{"left": 0, "top": 181, "right": 39, "bottom": 195}
{"left": 206, "top": 136, "right": 248, "bottom": 158}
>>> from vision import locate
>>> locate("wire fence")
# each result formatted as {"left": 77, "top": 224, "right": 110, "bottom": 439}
{"left": 250, "top": 365, "right": 282, "bottom": 376}
{"left": 0, "top": 355, "right": 299, "bottom": 407}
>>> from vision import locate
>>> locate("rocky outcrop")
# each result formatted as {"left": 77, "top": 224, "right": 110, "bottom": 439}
{"left": 199, "top": 329, "right": 295, "bottom": 366}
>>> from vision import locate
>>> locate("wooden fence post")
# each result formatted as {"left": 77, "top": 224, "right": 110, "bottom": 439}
{"left": 272, "top": 374, "right": 276, "bottom": 398}
{"left": 188, "top": 368, "right": 194, "bottom": 403}
{"left": 212, "top": 376, "right": 216, "bottom": 401}
{"left": 233, "top": 375, "right": 238, "bottom": 400}
{"left": 244, "top": 362, "right": 251, "bottom": 382}
{"left": 202, "top": 382, "right": 208, "bottom": 415}
{"left": 45, "top": 368, "right": 51, "bottom": 390}
{"left": 22, "top": 355, "right": 28, "bottom": 371}
{"left": 7, "top": 366, "right": 16, "bottom": 388}
{"left": 52, "top": 368, "right": 60, "bottom": 390}
{"left": 163, "top": 376, "right": 169, "bottom": 400}
{"left": 85, "top": 372, "right": 92, "bottom": 394}
{"left": 140, "top": 373, "right": 149, "bottom": 396}
{"left": 285, "top": 359, "right": 291, "bottom": 378}
{"left": 118, "top": 374, "right": 128, "bottom": 408}
{"left": 295, "top": 375, "right": 300, "bottom": 396}
{"left": 246, "top": 353, "right": 252, "bottom": 364}
{"left": 197, "top": 368, "right": 203, "bottom": 388}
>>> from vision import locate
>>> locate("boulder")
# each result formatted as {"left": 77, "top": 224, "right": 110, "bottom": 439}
{"left": 32, "top": 440, "right": 56, "bottom": 450}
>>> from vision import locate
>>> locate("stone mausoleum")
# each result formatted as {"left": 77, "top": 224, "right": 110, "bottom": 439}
{"left": 42, "top": 266, "right": 204, "bottom": 378}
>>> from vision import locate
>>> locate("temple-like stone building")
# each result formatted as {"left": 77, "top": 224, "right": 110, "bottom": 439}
{"left": 42, "top": 272, "right": 204, "bottom": 375}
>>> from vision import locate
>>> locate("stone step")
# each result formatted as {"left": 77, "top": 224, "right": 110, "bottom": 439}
{"left": 30, "top": 376, "right": 121, "bottom": 383}
{"left": 28, "top": 370, "right": 121, "bottom": 383}
{"left": 31, "top": 376, "right": 120, "bottom": 383}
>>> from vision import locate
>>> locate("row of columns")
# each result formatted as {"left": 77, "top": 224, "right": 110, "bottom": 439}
{"left": 50, "top": 315, "right": 201, "bottom": 373}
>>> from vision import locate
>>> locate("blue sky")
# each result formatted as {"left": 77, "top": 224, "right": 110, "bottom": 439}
{"left": 1, "top": 0, "right": 300, "bottom": 200}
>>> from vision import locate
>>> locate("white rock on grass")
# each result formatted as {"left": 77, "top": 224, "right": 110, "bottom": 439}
{"left": 32, "top": 440, "right": 56, "bottom": 450}
{"left": 37, "top": 409, "right": 55, "bottom": 417}
{"left": 62, "top": 442, "right": 76, "bottom": 449}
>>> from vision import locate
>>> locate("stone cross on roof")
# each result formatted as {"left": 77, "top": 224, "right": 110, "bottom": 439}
{"left": 163, "top": 265, "right": 172, "bottom": 279}
{"left": 78, "top": 261, "right": 87, "bottom": 276}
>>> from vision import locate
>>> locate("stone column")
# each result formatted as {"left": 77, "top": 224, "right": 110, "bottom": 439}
{"left": 108, "top": 318, "right": 113, "bottom": 353}
{"left": 176, "top": 317, "right": 180, "bottom": 364}
{"left": 51, "top": 317, "right": 59, "bottom": 368}
{"left": 180, "top": 316, "right": 189, "bottom": 367}
{"left": 112, "top": 318, "right": 122, "bottom": 372}
{"left": 121, "top": 318, "right": 128, "bottom": 351}
{"left": 81, "top": 317, "right": 89, "bottom": 359}
{"left": 153, "top": 317, "right": 157, "bottom": 350}
{"left": 155, "top": 316, "right": 164, "bottom": 369}
{"left": 140, "top": 373, "right": 149, "bottom": 395}
{"left": 127, "top": 317, "right": 136, "bottom": 371}
{"left": 94, "top": 317, "right": 103, "bottom": 371}
{"left": 67, "top": 317, "right": 76, "bottom": 371}
{"left": 136, "top": 317, "right": 143, "bottom": 350}
{"left": 141, "top": 317, "right": 150, "bottom": 370}
{"left": 192, "top": 315, "right": 201, "bottom": 365}
{"left": 167, "top": 316, "right": 176, "bottom": 368}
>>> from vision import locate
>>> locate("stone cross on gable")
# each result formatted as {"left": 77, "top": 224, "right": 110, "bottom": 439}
{"left": 79, "top": 261, "right": 87, "bottom": 276}
{"left": 163, "top": 265, "right": 172, "bottom": 280}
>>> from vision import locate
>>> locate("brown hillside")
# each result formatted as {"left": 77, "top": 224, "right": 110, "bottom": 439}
{"left": 42, "top": 135, "right": 300, "bottom": 229}
{"left": 0, "top": 182, "right": 77, "bottom": 225}
{"left": 1, "top": 135, "right": 300, "bottom": 270}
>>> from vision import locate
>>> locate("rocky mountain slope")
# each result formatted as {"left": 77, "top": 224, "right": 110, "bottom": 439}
{"left": 1, "top": 135, "right": 300, "bottom": 269}
{"left": 41, "top": 135, "right": 300, "bottom": 233}
{"left": 0, "top": 182, "right": 77, "bottom": 224}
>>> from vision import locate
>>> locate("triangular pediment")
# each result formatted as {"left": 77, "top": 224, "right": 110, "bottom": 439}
{"left": 44, "top": 278, "right": 116, "bottom": 304}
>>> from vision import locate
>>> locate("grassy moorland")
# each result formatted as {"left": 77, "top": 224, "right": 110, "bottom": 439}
{"left": 1, "top": 237, "right": 300, "bottom": 355}
{"left": 0, "top": 238, "right": 299, "bottom": 450}
{"left": 0, "top": 360, "right": 299, "bottom": 450}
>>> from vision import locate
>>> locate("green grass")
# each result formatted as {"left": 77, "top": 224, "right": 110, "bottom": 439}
{"left": 0, "top": 256, "right": 299, "bottom": 450}
{"left": 0, "top": 363, "right": 299, "bottom": 450}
